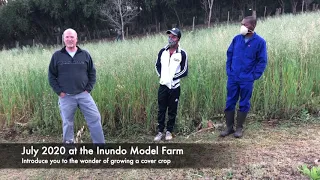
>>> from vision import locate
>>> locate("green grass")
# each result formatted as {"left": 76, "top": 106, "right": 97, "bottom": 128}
{"left": 0, "top": 12, "right": 319, "bottom": 135}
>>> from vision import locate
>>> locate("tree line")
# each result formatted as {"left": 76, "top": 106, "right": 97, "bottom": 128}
{"left": 0, "top": 0, "right": 319, "bottom": 48}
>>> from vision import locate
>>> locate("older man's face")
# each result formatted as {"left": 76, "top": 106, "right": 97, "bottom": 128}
{"left": 63, "top": 30, "right": 77, "bottom": 48}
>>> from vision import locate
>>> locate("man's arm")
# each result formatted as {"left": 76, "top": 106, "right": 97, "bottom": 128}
{"left": 253, "top": 40, "right": 268, "bottom": 80}
{"left": 155, "top": 48, "right": 165, "bottom": 77}
{"left": 85, "top": 53, "right": 96, "bottom": 93}
{"left": 48, "top": 54, "right": 62, "bottom": 95}
{"left": 173, "top": 51, "right": 188, "bottom": 80}
{"left": 226, "top": 38, "right": 235, "bottom": 76}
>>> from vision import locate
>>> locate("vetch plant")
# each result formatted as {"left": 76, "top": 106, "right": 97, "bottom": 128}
{"left": 299, "top": 164, "right": 320, "bottom": 180}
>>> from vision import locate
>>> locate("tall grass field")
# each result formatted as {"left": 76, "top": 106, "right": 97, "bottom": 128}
{"left": 0, "top": 12, "right": 319, "bottom": 136}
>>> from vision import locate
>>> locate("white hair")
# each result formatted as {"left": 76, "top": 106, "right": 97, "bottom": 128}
{"left": 63, "top": 28, "right": 77, "bottom": 38}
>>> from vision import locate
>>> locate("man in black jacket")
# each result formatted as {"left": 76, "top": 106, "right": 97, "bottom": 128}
{"left": 154, "top": 28, "right": 188, "bottom": 141}
{"left": 48, "top": 28, "right": 105, "bottom": 144}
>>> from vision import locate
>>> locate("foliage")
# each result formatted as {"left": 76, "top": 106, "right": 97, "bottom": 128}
{"left": 1, "top": 0, "right": 320, "bottom": 47}
{"left": 0, "top": 12, "right": 319, "bottom": 135}
{"left": 299, "top": 165, "right": 320, "bottom": 180}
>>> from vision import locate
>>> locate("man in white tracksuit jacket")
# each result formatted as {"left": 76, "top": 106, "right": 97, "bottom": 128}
{"left": 154, "top": 28, "right": 188, "bottom": 141}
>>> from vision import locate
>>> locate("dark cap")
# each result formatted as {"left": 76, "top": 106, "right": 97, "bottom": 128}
{"left": 166, "top": 28, "right": 181, "bottom": 39}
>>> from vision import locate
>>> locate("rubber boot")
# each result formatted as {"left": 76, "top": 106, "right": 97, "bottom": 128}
{"left": 220, "top": 110, "right": 235, "bottom": 137}
{"left": 234, "top": 111, "right": 248, "bottom": 138}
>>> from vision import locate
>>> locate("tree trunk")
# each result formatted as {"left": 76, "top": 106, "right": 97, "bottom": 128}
{"left": 227, "top": 11, "right": 230, "bottom": 25}
{"left": 173, "top": 7, "right": 181, "bottom": 28}
{"left": 291, "top": 1, "right": 298, "bottom": 14}
{"left": 231, "top": 0, "right": 235, "bottom": 21}
{"left": 278, "top": 0, "right": 285, "bottom": 14}
{"left": 239, "top": 10, "right": 244, "bottom": 21}
{"left": 201, "top": 0, "right": 208, "bottom": 24}
{"left": 192, "top": 16, "right": 195, "bottom": 31}
{"left": 155, "top": 18, "right": 158, "bottom": 32}
{"left": 126, "top": 27, "right": 128, "bottom": 38}
{"left": 275, "top": 8, "right": 281, "bottom": 16}
{"left": 207, "top": 0, "right": 214, "bottom": 28}
{"left": 252, "top": 10, "right": 256, "bottom": 19}
{"left": 118, "top": 0, "right": 125, "bottom": 40}
{"left": 208, "top": 7, "right": 212, "bottom": 27}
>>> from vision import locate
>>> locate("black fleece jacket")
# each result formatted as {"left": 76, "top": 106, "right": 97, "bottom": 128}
{"left": 48, "top": 46, "right": 96, "bottom": 95}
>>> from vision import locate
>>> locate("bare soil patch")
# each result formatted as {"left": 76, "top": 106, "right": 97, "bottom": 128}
{"left": 0, "top": 122, "right": 319, "bottom": 179}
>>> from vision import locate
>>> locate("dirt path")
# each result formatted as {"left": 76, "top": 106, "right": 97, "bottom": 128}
{"left": 0, "top": 122, "right": 319, "bottom": 179}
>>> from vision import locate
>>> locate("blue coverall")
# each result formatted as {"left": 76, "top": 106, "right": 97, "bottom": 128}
{"left": 225, "top": 32, "right": 268, "bottom": 112}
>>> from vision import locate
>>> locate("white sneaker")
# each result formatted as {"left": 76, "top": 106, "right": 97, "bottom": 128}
{"left": 154, "top": 132, "right": 163, "bottom": 142}
{"left": 165, "top": 131, "right": 173, "bottom": 141}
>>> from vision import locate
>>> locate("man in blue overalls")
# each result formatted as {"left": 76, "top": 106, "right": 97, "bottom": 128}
{"left": 220, "top": 16, "right": 268, "bottom": 138}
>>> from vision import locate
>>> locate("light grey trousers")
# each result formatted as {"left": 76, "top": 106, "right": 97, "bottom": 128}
{"left": 58, "top": 91, "right": 105, "bottom": 144}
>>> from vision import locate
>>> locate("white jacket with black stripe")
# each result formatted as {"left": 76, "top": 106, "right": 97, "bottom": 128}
{"left": 155, "top": 45, "right": 188, "bottom": 89}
